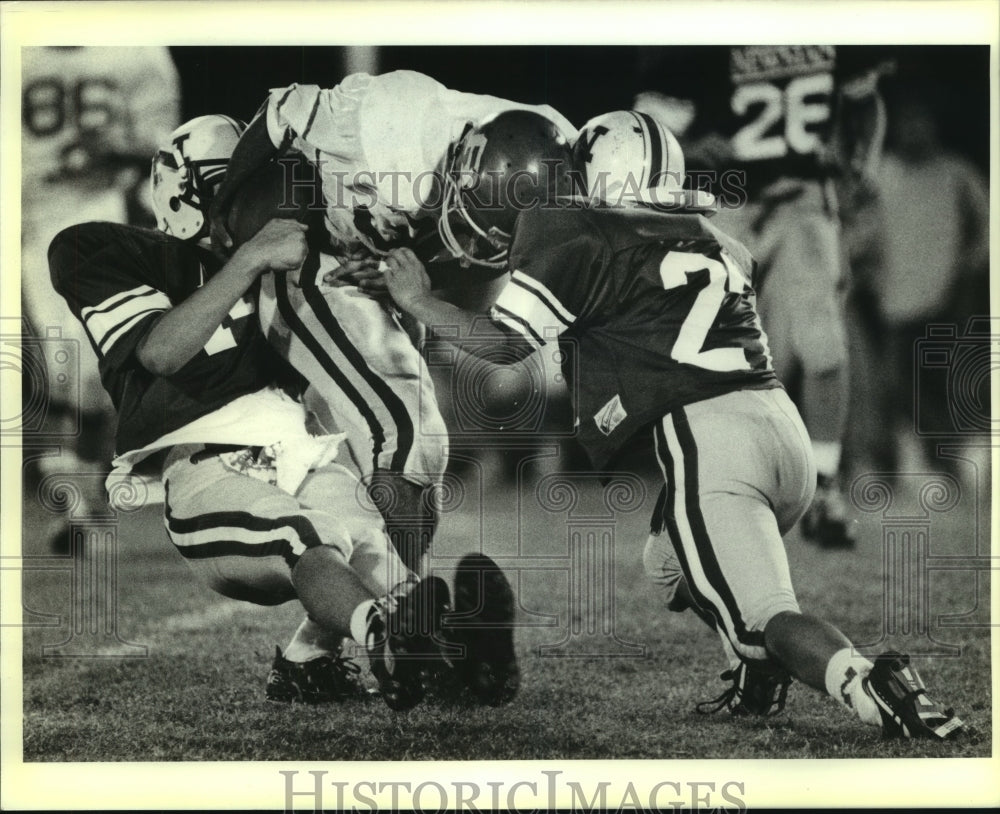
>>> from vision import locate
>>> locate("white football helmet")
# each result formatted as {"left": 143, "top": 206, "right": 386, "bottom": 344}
{"left": 572, "top": 110, "right": 686, "bottom": 205}
{"left": 151, "top": 115, "right": 246, "bottom": 239}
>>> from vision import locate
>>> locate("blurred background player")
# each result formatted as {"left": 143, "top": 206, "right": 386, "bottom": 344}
{"left": 208, "top": 70, "right": 576, "bottom": 574}
{"left": 632, "top": 46, "right": 890, "bottom": 548}
{"left": 49, "top": 114, "right": 451, "bottom": 712}
{"left": 21, "top": 46, "right": 181, "bottom": 552}
{"left": 379, "top": 109, "right": 966, "bottom": 741}
{"left": 866, "top": 84, "right": 990, "bottom": 476}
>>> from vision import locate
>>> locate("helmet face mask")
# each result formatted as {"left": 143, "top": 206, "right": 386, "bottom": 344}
{"left": 438, "top": 111, "right": 571, "bottom": 269}
{"left": 151, "top": 115, "right": 246, "bottom": 240}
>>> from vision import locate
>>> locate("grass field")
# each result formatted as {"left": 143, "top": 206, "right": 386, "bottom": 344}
{"left": 18, "top": 452, "right": 993, "bottom": 772}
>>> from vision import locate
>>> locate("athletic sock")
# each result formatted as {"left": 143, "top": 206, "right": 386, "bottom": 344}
{"left": 718, "top": 629, "right": 742, "bottom": 673}
{"left": 349, "top": 599, "right": 379, "bottom": 644}
{"left": 812, "top": 441, "right": 842, "bottom": 481}
{"left": 282, "top": 615, "right": 342, "bottom": 663}
{"left": 824, "top": 647, "right": 881, "bottom": 726}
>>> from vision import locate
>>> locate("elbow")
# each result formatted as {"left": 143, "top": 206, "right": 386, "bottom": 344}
{"left": 136, "top": 339, "right": 184, "bottom": 377}
{"left": 138, "top": 350, "right": 182, "bottom": 377}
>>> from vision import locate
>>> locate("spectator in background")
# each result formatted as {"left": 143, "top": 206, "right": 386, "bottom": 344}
{"left": 870, "top": 90, "right": 990, "bottom": 474}
{"left": 21, "top": 46, "right": 180, "bottom": 551}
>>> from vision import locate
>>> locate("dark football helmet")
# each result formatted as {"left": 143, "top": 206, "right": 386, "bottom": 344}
{"left": 438, "top": 109, "right": 572, "bottom": 269}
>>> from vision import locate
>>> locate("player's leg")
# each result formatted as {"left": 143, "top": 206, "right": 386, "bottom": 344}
{"left": 259, "top": 266, "right": 448, "bottom": 573}
{"left": 650, "top": 391, "right": 964, "bottom": 738}
{"left": 292, "top": 458, "right": 453, "bottom": 709}
{"left": 365, "top": 469, "right": 438, "bottom": 574}
{"left": 161, "top": 445, "right": 437, "bottom": 709}
{"left": 759, "top": 196, "right": 855, "bottom": 547}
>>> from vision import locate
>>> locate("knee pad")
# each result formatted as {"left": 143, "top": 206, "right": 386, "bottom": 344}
{"left": 643, "top": 532, "right": 684, "bottom": 605}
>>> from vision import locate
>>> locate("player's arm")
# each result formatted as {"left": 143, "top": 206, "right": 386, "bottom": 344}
{"left": 381, "top": 248, "right": 535, "bottom": 359}
{"left": 137, "top": 219, "right": 308, "bottom": 375}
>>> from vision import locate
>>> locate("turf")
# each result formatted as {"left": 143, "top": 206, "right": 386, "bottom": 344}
{"left": 19, "top": 467, "right": 992, "bottom": 763}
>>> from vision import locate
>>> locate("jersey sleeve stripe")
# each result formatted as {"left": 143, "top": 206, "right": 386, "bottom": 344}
{"left": 490, "top": 304, "right": 545, "bottom": 347}
{"left": 495, "top": 279, "right": 571, "bottom": 343}
{"left": 83, "top": 288, "right": 170, "bottom": 352}
{"left": 97, "top": 309, "right": 163, "bottom": 355}
{"left": 300, "top": 93, "right": 323, "bottom": 141}
{"left": 81, "top": 284, "right": 161, "bottom": 320}
{"left": 510, "top": 271, "right": 576, "bottom": 325}
{"left": 273, "top": 84, "right": 297, "bottom": 115}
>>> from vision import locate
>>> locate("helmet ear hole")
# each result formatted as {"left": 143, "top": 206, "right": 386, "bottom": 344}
{"left": 440, "top": 109, "right": 572, "bottom": 269}
{"left": 169, "top": 197, "right": 182, "bottom": 212}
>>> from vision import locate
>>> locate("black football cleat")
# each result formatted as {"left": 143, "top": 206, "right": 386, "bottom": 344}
{"left": 367, "top": 576, "right": 450, "bottom": 712}
{"left": 265, "top": 646, "right": 368, "bottom": 704}
{"left": 444, "top": 553, "right": 520, "bottom": 706}
{"left": 863, "top": 651, "right": 965, "bottom": 740}
{"left": 696, "top": 660, "right": 792, "bottom": 717}
{"left": 801, "top": 474, "right": 857, "bottom": 549}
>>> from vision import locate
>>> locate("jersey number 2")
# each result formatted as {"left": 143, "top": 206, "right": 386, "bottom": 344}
{"left": 659, "top": 251, "right": 752, "bottom": 372}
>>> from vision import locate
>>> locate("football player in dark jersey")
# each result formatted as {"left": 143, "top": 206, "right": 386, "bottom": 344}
{"left": 633, "top": 46, "right": 890, "bottom": 549}
{"left": 48, "top": 115, "right": 449, "bottom": 712}
{"left": 378, "top": 110, "right": 965, "bottom": 740}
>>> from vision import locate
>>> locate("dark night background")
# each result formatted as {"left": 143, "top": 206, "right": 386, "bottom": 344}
{"left": 168, "top": 45, "right": 990, "bottom": 172}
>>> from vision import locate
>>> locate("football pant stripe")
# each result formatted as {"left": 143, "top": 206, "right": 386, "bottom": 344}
{"left": 172, "top": 538, "right": 297, "bottom": 563}
{"left": 273, "top": 268, "right": 388, "bottom": 470}
{"left": 164, "top": 498, "right": 322, "bottom": 568}
{"left": 299, "top": 255, "right": 415, "bottom": 474}
{"left": 658, "top": 412, "right": 766, "bottom": 651}
{"left": 653, "top": 419, "right": 726, "bottom": 634}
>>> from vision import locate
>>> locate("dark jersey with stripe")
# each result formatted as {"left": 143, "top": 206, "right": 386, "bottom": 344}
{"left": 48, "top": 221, "right": 288, "bottom": 454}
{"left": 494, "top": 205, "right": 779, "bottom": 468}
{"left": 640, "top": 45, "right": 882, "bottom": 194}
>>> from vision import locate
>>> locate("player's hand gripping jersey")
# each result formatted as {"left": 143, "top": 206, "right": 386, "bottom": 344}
{"left": 256, "top": 245, "right": 447, "bottom": 486}
{"left": 48, "top": 221, "right": 288, "bottom": 458}
{"left": 263, "top": 70, "right": 576, "bottom": 257}
{"left": 492, "top": 206, "right": 779, "bottom": 468}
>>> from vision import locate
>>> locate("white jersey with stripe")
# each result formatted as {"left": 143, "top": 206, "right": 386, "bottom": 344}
{"left": 258, "top": 249, "right": 448, "bottom": 486}
{"left": 264, "top": 70, "right": 577, "bottom": 256}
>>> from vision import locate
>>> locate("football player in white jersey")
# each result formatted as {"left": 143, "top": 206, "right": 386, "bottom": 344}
{"left": 208, "top": 70, "right": 577, "bottom": 574}
{"left": 22, "top": 46, "right": 181, "bottom": 552}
